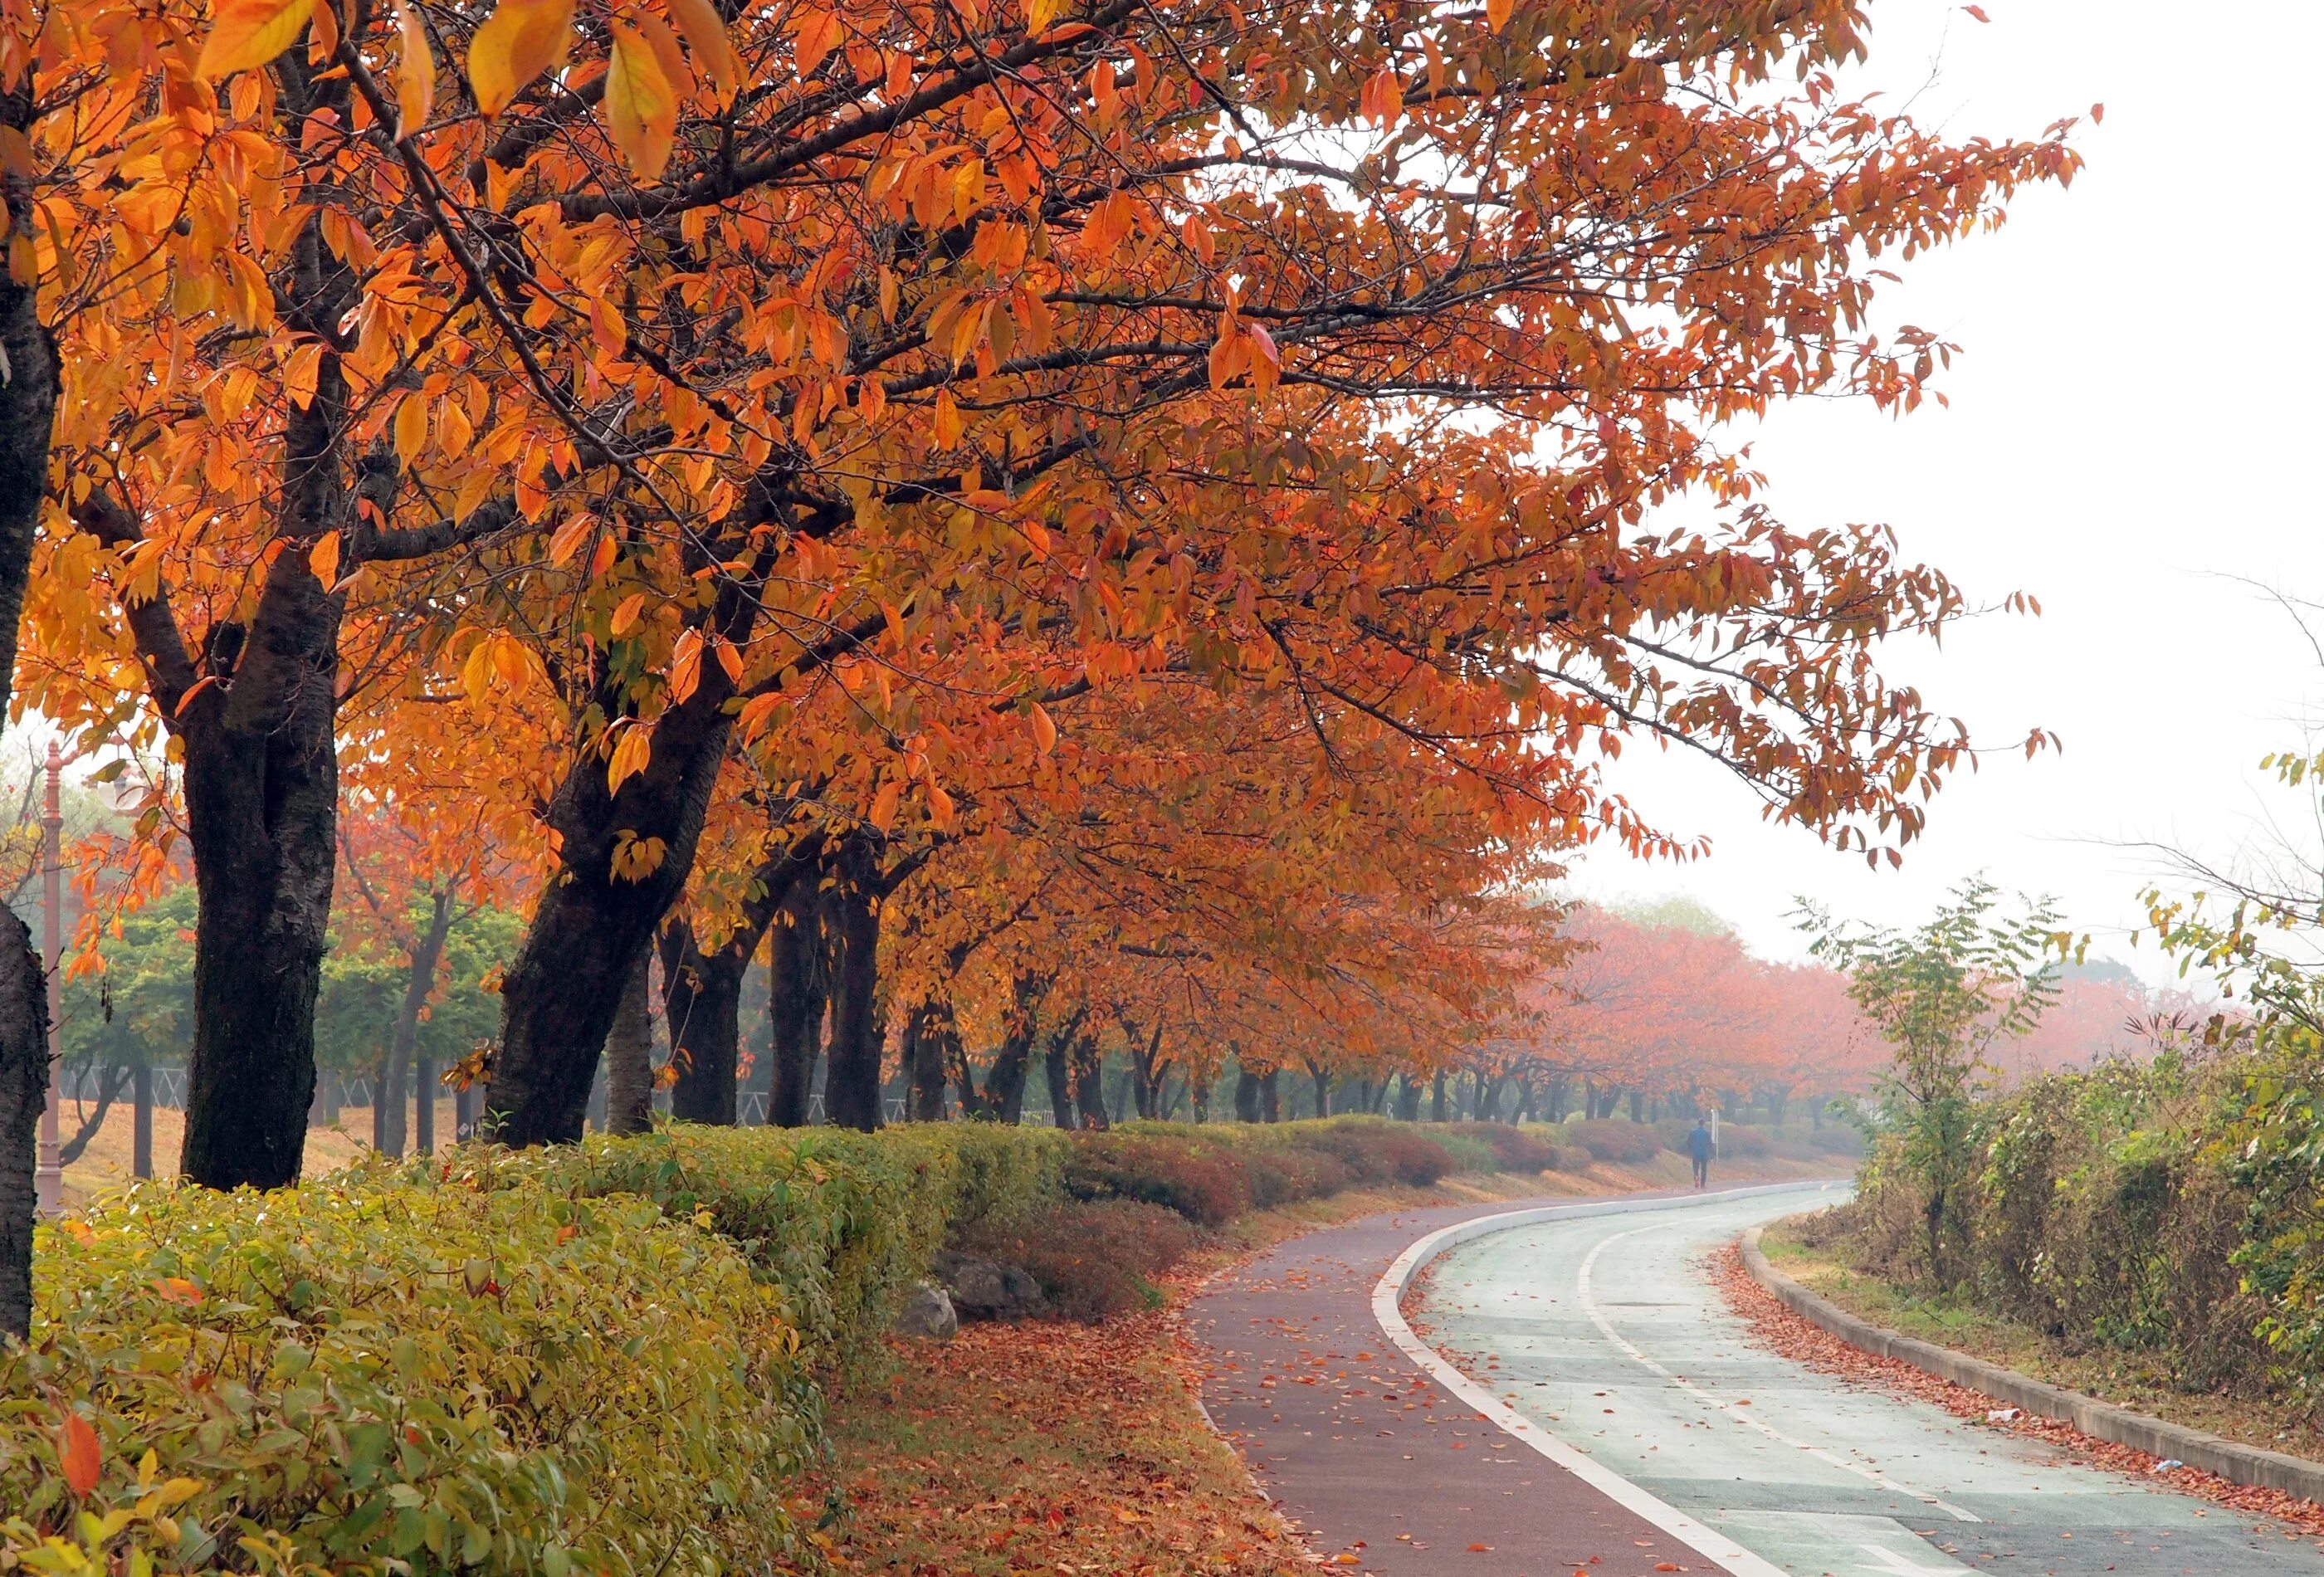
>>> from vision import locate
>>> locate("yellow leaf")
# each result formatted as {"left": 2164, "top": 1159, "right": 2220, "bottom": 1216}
{"left": 667, "top": 627, "right": 703, "bottom": 702}
{"left": 393, "top": 2, "right": 434, "bottom": 138}
{"left": 610, "top": 592, "right": 647, "bottom": 636}
{"left": 606, "top": 725, "right": 653, "bottom": 793}
{"left": 197, "top": 0, "right": 315, "bottom": 79}
{"left": 491, "top": 634, "right": 536, "bottom": 690}
{"left": 927, "top": 781, "right": 955, "bottom": 828}
{"left": 632, "top": 12, "right": 693, "bottom": 104}
{"left": 712, "top": 635, "right": 745, "bottom": 683}
{"left": 308, "top": 530, "right": 341, "bottom": 589}
{"left": 934, "top": 388, "right": 963, "bottom": 448}
{"left": 868, "top": 779, "right": 901, "bottom": 832}
{"left": 605, "top": 23, "right": 677, "bottom": 180}
{"left": 460, "top": 638, "right": 495, "bottom": 706}
{"left": 664, "top": 0, "right": 739, "bottom": 105}
{"left": 468, "top": 0, "right": 575, "bottom": 118}
{"left": 1485, "top": 0, "right": 1512, "bottom": 30}
{"left": 1025, "top": 0, "right": 1067, "bottom": 30}
{"left": 588, "top": 295, "right": 627, "bottom": 358}
{"left": 393, "top": 394, "right": 427, "bottom": 460}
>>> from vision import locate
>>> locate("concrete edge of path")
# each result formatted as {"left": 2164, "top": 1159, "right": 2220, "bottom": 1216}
{"left": 1367, "top": 1179, "right": 1847, "bottom": 1577}
{"left": 1738, "top": 1223, "right": 2324, "bottom": 1506}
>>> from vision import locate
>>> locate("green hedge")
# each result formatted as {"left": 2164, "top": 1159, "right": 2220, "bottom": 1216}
{"left": 5, "top": 1167, "right": 809, "bottom": 1577}
{"left": 5, "top": 1115, "right": 1550, "bottom": 1575}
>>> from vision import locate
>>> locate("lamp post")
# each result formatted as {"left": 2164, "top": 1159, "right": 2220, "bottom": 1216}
{"left": 33, "top": 740, "right": 62, "bottom": 1215}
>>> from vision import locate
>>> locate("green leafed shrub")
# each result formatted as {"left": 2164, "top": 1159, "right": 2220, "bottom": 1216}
{"left": 4, "top": 1168, "right": 809, "bottom": 1577}
{"left": 953, "top": 1199, "right": 1201, "bottom": 1322}
{"left": 1447, "top": 1124, "right": 1561, "bottom": 1172}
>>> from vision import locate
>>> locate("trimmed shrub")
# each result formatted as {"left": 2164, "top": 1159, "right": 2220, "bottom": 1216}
{"left": 1448, "top": 1123, "right": 1561, "bottom": 1172}
{"left": 1546, "top": 1144, "right": 1592, "bottom": 1174}
{"left": 954, "top": 1200, "right": 1202, "bottom": 1322}
{"left": 1241, "top": 1143, "right": 1357, "bottom": 1206}
{"left": 1296, "top": 1120, "right": 1450, "bottom": 1186}
{"left": 7, "top": 1169, "right": 808, "bottom": 1577}
{"left": 1063, "top": 1132, "right": 1250, "bottom": 1225}
{"left": 1565, "top": 1118, "right": 1662, "bottom": 1165}
{"left": 1717, "top": 1123, "right": 1771, "bottom": 1159}
{"left": 1422, "top": 1127, "right": 1502, "bottom": 1175}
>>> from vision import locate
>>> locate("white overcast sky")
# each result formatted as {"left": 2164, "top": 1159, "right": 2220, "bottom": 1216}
{"left": 1566, "top": 0, "right": 2324, "bottom": 980}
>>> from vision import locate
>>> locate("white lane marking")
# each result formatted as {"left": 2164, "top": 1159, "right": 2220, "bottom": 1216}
{"left": 1575, "top": 1224, "right": 1983, "bottom": 1525}
{"left": 1373, "top": 1189, "right": 1812, "bottom": 1577}
{"left": 1853, "top": 1541, "right": 1962, "bottom": 1575}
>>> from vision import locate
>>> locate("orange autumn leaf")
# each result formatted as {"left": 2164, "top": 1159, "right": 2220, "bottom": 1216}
{"left": 57, "top": 1409, "right": 100, "bottom": 1497}
{"left": 467, "top": 0, "right": 575, "bottom": 117}
{"left": 197, "top": 0, "right": 316, "bottom": 78}
{"left": 393, "top": 2, "right": 435, "bottom": 138}
{"left": 605, "top": 23, "right": 678, "bottom": 181}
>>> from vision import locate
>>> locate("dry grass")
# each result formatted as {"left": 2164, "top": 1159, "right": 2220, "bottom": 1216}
{"left": 57, "top": 1098, "right": 456, "bottom": 1206}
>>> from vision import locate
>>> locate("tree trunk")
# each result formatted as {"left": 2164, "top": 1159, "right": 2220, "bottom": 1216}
{"left": 1070, "top": 1032, "right": 1106, "bottom": 1131}
{"left": 1395, "top": 1073, "right": 1422, "bottom": 1122}
{"left": 1190, "top": 1077, "right": 1210, "bottom": 1124}
{"left": 767, "top": 867, "right": 822, "bottom": 1127}
{"left": 374, "top": 1045, "right": 407, "bottom": 1159}
{"left": 1431, "top": 1070, "right": 1448, "bottom": 1123}
{"left": 1043, "top": 1035, "right": 1075, "bottom": 1129}
{"left": 0, "top": 915, "right": 41, "bottom": 1340}
{"left": 133, "top": 1062, "right": 154, "bottom": 1178}
{"left": 0, "top": 69, "right": 61, "bottom": 1332}
{"left": 1308, "top": 1060, "right": 1330, "bottom": 1119}
{"left": 1261, "top": 1068, "right": 1281, "bottom": 1123}
{"left": 414, "top": 1056, "right": 436, "bottom": 1153}
{"left": 379, "top": 889, "right": 455, "bottom": 1156}
{"left": 1129, "top": 1022, "right": 1164, "bottom": 1120}
{"left": 56, "top": 1065, "right": 129, "bottom": 1166}
{"left": 603, "top": 950, "right": 656, "bottom": 1136}
{"left": 821, "top": 842, "right": 884, "bottom": 1132}
{"left": 907, "top": 1002, "right": 949, "bottom": 1120}
{"left": 1233, "top": 1067, "right": 1260, "bottom": 1122}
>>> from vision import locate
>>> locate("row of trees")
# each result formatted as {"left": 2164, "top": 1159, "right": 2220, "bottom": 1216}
{"left": 0, "top": 0, "right": 2087, "bottom": 1332}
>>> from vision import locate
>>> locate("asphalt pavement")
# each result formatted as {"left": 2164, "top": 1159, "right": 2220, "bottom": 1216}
{"left": 1414, "top": 1184, "right": 2324, "bottom": 1576}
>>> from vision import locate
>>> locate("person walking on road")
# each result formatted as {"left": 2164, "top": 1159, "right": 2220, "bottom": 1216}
{"left": 1687, "top": 1117, "right": 1714, "bottom": 1189}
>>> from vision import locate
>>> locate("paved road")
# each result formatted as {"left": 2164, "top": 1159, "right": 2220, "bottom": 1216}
{"left": 1416, "top": 1184, "right": 2324, "bottom": 1576}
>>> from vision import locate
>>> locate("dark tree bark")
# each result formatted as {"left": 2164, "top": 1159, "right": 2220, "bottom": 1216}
{"left": 766, "top": 865, "right": 823, "bottom": 1127}
{"left": 820, "top": 839, "right": 885, "bottom": 1132}
{"left": 1190, "top": 1077, "right": 1210, "bottom": 1124}
{"left": 377, "top": 888, "right": 456, "bottom": 1157}
{"left": 1069, "top": 1031, "right": 1106, "bottom": 1131}
{"left": 1128, "top": 1021, "right": 1164, "bottom": 1119}
{"left": 1042, "top": 1035, "right": 1075, "bottom": 1130}
{"left": 603, "top": 950, "right": 656, "bottom": 1136}
{"left": 0, "top": 65, "right": 59, "bottom": 1331}
{"left": 132, "top": 1062, "right": 154, "bottom": 1178}
{"left": 954, "top": 975, "right": 1041, "bottom": 1121}
{"left": 906, "top": 1003, "right": 949, "bottom": 1120}
{"left": 56, "top": 1065, "right": 129, "bottom": 1167}
{"left": 1431, "top": 1070, "right": 1448, "bottom": 1123}
{"left": 413, "top": 1055, "right": 436, "bottom": 1153}
{"left": 665, "top": 842, "right": 815, "bottom": 1125}
{"left": 1233, "top": 1068, "right": 1260, "bottom": 1122}
{"left": 1395, "top": 1073, "right": 1422, "bottom": 1122}
{"left": 0, "top": 913, "right": 42, "bottom": 1341}
{"left": 1307, "top": 1059, "right": 1330, "bottom": 1120}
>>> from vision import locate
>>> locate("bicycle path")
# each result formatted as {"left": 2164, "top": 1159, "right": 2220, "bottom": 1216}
{"left": 1185, "top": 1182, "right": 2324, "bottom": 1577}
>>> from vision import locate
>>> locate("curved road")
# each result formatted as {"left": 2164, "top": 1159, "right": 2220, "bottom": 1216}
{"left": 1413, "top": 1184, "right": 2324, "bottom": 1576}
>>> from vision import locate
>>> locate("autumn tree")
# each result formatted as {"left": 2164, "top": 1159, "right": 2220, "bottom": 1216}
{"left": 24, "top": 0, "right": 2086, "bottom": 1184}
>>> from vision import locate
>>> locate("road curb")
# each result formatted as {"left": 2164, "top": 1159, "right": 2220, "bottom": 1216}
{"left": 1739, "top": 1223, "right": 2324, "bottom": 1506}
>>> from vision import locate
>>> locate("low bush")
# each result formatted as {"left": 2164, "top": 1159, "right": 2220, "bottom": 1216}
{"left": 1422, "top": 1127, "right": 1503, "bottom": 1175}
{"left": 1240, "top": 1142, "right": 1356, "bottom": 1206}
{"left": 504, "top": 1123, "right": 1062, "bottom": 1369}
{"left": 7, "top": 1168, "right": 808, "bottom": 1577}
{"left": 1063, "top": 1132, "right": 1250, "bottom": 1225}
{"left": 1548, "top": 1144, "right": 1592, "bottom": 1173}
{"left": 1564, "top": 1118, "right": 1662, "bottom": 1165}
{"left": 953, "top": 1200, "right": 1202, "bottom": 1322}
{"left": 1294, "top": 1120, "right": 1450, "bottom": 1186}
{"left": 1447, "top": 1123, "right": 1561, "bottom": 1173}
{"left": 1717, "top": 1123, "right": 1771, "bottom": 1159}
